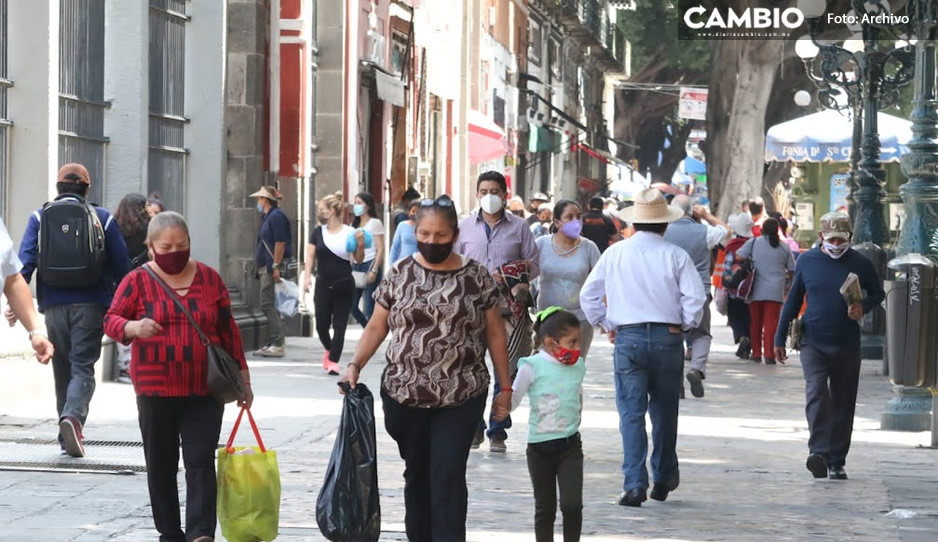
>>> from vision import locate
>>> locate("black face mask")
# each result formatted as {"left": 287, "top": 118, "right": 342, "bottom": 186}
{"left": 417, "top": 240, "right": 454, "bottom": 264}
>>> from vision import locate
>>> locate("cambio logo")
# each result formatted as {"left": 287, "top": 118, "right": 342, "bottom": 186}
{"left": 683, "top": 6, "right": 804, "bottom": 30}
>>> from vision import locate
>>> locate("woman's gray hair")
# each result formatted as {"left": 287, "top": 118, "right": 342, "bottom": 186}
{"left": 146, "top": 211, "right": 189, "bottom": 243}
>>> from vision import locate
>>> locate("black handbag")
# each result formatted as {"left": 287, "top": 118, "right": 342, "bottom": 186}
{"left": 143, "top": 265, "right": 246, "bottom": 404}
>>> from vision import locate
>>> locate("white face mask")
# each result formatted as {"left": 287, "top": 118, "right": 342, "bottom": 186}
{"left": 823, "top": 241, "right": 848, "bottom": 259}
{"left": 480, "top": 194, "right": 504, "bottom": 214}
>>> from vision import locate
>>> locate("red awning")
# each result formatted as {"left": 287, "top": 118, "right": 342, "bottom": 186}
{"left": 468, "top": 109, "right": 507, "bottom": 164}
{"left": 574, "top": 142, "right": 611, "bottom": 163}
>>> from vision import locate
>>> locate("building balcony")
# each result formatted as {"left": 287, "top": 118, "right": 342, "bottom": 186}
{"left": 545, "top": 0, "right": 623, "bottom": 73}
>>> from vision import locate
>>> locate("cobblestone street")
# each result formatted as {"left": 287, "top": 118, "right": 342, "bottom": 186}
{"left": 1, "top": 319, "right": 936, "bottom": 541}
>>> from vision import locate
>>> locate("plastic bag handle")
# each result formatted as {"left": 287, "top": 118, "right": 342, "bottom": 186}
{"left": 225, "top": 407, "right": 267, "bottom": 454}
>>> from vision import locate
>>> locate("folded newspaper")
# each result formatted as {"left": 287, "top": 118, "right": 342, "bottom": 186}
{"left": 840, "top": 273, "right": 863, "bottom": 306}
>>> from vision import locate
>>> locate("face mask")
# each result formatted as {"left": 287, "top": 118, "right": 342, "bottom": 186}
{"left": 823, "top": 241, "right": 848, "bottom": 259}
{"left": 417, "top": 240, "right": 454, "bottom": 264}
{"left": 549, "top": 342, "right": 581, "bottom": 365}
{"left": 561, "top": 219, "right": 583, "bottom": 238}
{"left": 153, "top": 248, "right": 190, "bottom": 275}
{"left": 317, "top": 213, "right": 330, "bottom": 225}
{"left": 256, "top": 202, "right": 265, "bottom": 213}
{"left": 480, "top": 194, "right": 504, "bottom": 214}
{"left": 353, "top": 204, "right": 366, "bottom": 217}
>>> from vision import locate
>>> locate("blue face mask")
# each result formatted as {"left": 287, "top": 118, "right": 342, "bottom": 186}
{"left": 256, "top": 201, "right": 265, "bottom": 213}
{"left": 353, "top": 204, "right": 366, "bottom": 217}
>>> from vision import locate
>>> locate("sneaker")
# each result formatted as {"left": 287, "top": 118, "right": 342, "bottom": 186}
{"left": 258, "top": 345, "right": 285, "bottom": 358}
{"left": 471, "top": 427, "right": 485, "bottom": 449}
{"left": 736, "top": 337, "right": 751, "bottom": 359}
{"left": 59, "top": 417, "right": 85, "bottom": 458}
{"left": 252, "top": 344, "right": 271, "bottom": 357}
{"left": 686, "top": 369, "right": 705, "bottom": 398}
{"left": 116, "top": 371, "right": 132, "bottom": 384}
{"left": 325, "top": 361, "right": 341, "bottom": 376}
{"left": 489, "top": 438, "right": 507, "bottom": 453}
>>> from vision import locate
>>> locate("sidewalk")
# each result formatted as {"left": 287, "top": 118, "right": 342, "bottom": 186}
{"left": 0, "top": 318, "right": 936, "bottom": 541}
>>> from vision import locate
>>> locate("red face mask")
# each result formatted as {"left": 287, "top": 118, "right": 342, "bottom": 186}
{"left": 551, "top": 345, "right": 581, "bottom": 365}
{"left": 153, "top": 248, "right": 190, "bottom": 275}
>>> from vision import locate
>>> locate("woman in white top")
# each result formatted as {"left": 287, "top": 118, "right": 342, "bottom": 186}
{"left": 535, "top": 200, "right": 601, "bottom": 359}
{"left": 351, "top": 192, "right": 385, "bottom": 326}
{"left": 304, "top": 193, "right": 365, "bottom": 375}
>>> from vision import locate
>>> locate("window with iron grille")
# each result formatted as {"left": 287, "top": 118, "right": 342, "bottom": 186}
{"left": 0, "top": 0, "right": 10, "bottom": 216}
{"left": 59, "top": 0, "right": 108, "bottom": 206}
{"left": 148, "top": 0, "right": 189, "bottom": 214}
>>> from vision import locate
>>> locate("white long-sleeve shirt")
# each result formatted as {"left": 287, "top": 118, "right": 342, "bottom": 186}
{"left": 579, "top": 231, "right": 706, "bottom": 332}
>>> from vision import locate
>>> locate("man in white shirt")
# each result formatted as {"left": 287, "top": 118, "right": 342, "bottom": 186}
{"left": 664, "top": 196, "right": 729, "bottom": 399}
{"left": 1, "top": 217, "right": 54, "bottom": 364}
{"left": 580, "top": 189, "right": 706, "bottom": 508}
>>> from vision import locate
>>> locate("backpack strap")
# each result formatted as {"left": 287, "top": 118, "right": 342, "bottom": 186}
{"left": 142, "top": 264, "right": 211, "bottom": 346}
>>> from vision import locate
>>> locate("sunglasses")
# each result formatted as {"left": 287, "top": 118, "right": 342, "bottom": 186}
{"left": 420, "top": 196, "right": 455, "bottom": 208}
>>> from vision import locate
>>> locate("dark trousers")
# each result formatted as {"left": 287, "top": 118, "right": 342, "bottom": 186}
{"left": 314, "top": 276, "right": 355, "bottom": 363}
{"left": 382, "top": 389, "right": 487, "bottom": 542}
{"left": 259, "top": 272, "right": 284, "bottom": 347}
{"left": 45, "top": 303, "right": 105, "bottom": 441}
{"left": 726, "top": 296, "right": 751, "bottom": 344}
{"left": 137, "top": 395, "right": 225, "bottom": 542}
{"left": 526, "top": 437, "right": 583, "bottom": 542}
{"left": 800, "top": 344, "right": 862, "bottom": 468}
{"left": 351, "top": 261, "right": 381, "bottom": 326}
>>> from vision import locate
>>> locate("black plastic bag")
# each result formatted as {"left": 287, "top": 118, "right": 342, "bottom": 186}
{"left": 316, "top": 382, "right": 381, "bottom": 542}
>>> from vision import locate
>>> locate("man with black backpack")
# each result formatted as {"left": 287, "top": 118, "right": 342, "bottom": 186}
{"left": 10, "top": 163, "right": 129, "bottom": 458}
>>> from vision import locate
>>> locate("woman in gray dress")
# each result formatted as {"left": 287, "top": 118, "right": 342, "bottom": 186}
{"left": 737, "top": 218, "right": 795, "bottom": 365}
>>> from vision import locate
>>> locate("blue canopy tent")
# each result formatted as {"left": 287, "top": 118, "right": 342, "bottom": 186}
{"left": 765, "top": 109, "right": 912, "bottom": 163}
{"left": 683, "top": 156, "right": 706, "bottom": 175}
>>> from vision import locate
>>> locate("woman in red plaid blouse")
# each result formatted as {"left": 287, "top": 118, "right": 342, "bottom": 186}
{"left": 104, "top": 211, "right": 252, "bottom": 542}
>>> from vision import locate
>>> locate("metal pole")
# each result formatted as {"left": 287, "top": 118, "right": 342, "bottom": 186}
{"left": 932, "top": 392, "right": 938, "bottom": 447}
{"left": 885, "top": 4, "right": 938, "bottom": 432}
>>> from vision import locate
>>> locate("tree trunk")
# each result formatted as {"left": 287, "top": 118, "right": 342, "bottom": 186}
{"left": 703, "top": 40, "right": 737, "bottom": 215}
{"left": 715, "top": 39, "right": 784, "bottom": 219}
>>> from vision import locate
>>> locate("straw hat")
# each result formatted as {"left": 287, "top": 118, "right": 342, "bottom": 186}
{"left": 249, "top": 185, "right": 282, "bottom": 201}
{"left": 619, "top": 188, "right": 683, "bottom": 224}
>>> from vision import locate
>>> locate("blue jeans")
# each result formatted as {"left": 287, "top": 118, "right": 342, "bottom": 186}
{"left": 45, "top": 303, "right": 106, "bottom": 438}
{"left": 351, "top": 261, "right": 381, "bottom": 327}
{"left": 613, "top": 324, "right": 684, "bottom": 491}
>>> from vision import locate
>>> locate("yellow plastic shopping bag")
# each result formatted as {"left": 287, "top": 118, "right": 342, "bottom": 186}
{"left": 217, "top": 407, "right": 281, "bottom": 542}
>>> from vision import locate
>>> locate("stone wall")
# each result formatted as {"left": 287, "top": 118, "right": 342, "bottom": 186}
{"left": 225, "top": 0, "right": 270, "bottom": 349}
{"left": 224, "top": 0, "right": 269, "bottom": 290}
{"left": 313, "top": 0, "right": 345, "bottom": 200}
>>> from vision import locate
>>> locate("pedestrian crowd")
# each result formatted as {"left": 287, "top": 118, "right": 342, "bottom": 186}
{"left": 0, "top": 164, "right": 884, "bottom": 542}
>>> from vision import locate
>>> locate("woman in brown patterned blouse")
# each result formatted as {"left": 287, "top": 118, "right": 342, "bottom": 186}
{"left": 341, "top": 195, "right": 513, "bottom": 541}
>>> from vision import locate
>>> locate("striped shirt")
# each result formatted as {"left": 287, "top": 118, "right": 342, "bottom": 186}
{"left": 104, "top": 262, "right": 248, "bottom": 397}
{"left": 455, "top": 210, "right": 540, "bottom": 279}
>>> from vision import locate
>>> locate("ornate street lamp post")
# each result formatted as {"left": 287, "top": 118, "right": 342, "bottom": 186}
{"left": 795, "top": 0, "right": 916, "bottom": 362}
{"left": 796, "top": 2, "right": 915, "bottom": 245}
{"left": 892, "top": 1, "right": 938, "bottom": 434}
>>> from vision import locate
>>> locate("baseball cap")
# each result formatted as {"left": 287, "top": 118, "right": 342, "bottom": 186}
{"left": 57, "top": 163, "right": 91, "bottom": 185}
{"left": 819, "top": 211, "right": 851, "bottom": 241}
